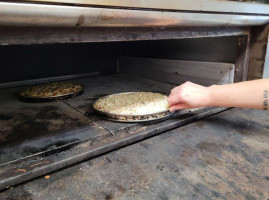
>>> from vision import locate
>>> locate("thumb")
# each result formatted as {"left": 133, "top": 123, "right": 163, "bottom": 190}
{"left": 170, "top": 104, "right": 188, "bottom": 111}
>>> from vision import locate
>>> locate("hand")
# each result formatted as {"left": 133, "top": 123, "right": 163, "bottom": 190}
{"left": 168, "top": 81, "right": 212, "bottom": 111}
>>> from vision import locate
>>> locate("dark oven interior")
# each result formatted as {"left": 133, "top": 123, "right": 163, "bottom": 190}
{"left": 0, "top": 35, "right": 246, "bottom": 189}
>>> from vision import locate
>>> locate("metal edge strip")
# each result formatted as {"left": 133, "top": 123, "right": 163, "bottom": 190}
{"left": 22, "top": 0, "right": 269, "bottom": 15}
{"left": 0, "top": 2, "right": 268, "bottom": 27}
{"left": 0, "top": 72, "right": 100, "bottom": 89}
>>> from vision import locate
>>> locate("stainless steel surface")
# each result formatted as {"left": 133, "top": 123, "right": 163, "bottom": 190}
{"left": 23, "top": 0, "right": 269, "bottom": 15}
{"left": 118, "top": 57, "right": 235, "bottom": 86}
{"left": 0, "top": 2, "right": 269, "bottom": 27}
{"left": 93, "top": 92, "right": 173, "bottom": 122}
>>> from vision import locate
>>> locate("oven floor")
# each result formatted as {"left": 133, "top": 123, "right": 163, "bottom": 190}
{"left": 63, "top": 74, "right": 176, "bottom": 134}
{"left": 1, "top": 108, "right": 268, "bottom": 199}
{"left": 0, "top": 74, "right": 226, "bottom": 190}
{"left": 0, "top": 74, "right": 173, "bottom": 163}
{"left": 0, "top": 87, "right": 109, "bottom": 164}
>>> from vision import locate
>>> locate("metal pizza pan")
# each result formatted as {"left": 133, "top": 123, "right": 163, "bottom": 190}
{"left": 17, "top": 82, "right": 84, "bottom": 103}
{"left": 93, "top": 92, "right": 174, "bottom": 122}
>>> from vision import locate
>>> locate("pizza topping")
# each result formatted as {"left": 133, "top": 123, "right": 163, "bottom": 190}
{"left": 94, "top": 92, "right": 169, "bottom": 115}
{"left": 19, "top": 82, "right": 83, "bottom": 98}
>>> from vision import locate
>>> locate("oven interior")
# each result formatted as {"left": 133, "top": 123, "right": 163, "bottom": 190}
{"left": 0, "top": 35, "right": 242, "bottom": 189}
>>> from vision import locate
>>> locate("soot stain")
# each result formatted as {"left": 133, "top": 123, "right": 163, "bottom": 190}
{"left": 245, "top": 193, "right": 256, "bottom": 200}
{"left": 196, "top": 142, "right": 221, "bottom": 153}
{"left": 106, "top": 157, "right": 112, "bottom": 163}
{"left": 85, "top": 111, "right": 95, "bottom": 117}
{"left": 2, "top": 120, "right": 49, "bottom": 146}
{"left": 196, "top": 121, "right": 206, "bottom": 128}
{"left": 83, "top": 94, "right": 110, "bottom": 101}
{"left": 75, "top": 15, "right": 85, "bottom": 27}
{"left": 116, "top": 184, "right": 125, "bottom": 193}
{"left": 41, "top": 106, "right": 58, "bottom": 111}
{"left": 0, "top": 105, "right": 84, "bottom": 146}
{"left": 1, "top": 188, "right": 34, "bottom": 200}
{"left": 0, "top": 114, "right": 13, "bottom": 120}
{"left": 224, "top": 144, "right": 263, "bottom": 165}
{"left": 219, "top": 117, "right": 269, "bottom": 135}
{"left": 35, "top": 110, "right": 61, "bottom": 120}
{"left": 157, "top": 190, "right": 169, "bottom": 200}
{"left": 104, "top": 193, "right": 113, "bottom": 200}
{"left": 139, "top": 142, "right": 150, "bottom": 150}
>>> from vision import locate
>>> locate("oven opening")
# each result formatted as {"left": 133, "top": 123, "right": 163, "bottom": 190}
{"left": 0, "top": 36, "right": 242, "bottom": 189}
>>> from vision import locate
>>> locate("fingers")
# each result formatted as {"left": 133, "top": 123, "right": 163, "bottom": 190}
{"left": 170, "top": 82, "right": 193, "bottom": 95}
{"left": 167, "top": 94, "right": 183, "bottom": 106}
{"left": 169, "top": 82, "right": 194, "bottom": 107}
{"left": 170, "top": 103, "right": 188, "bottom": 112}
{"left": 170, "top": 86, "right": 180, "bottom": 95}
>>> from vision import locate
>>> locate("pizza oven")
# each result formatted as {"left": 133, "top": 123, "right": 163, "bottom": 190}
{"left": 0, "top": 1, "right": 269, "bottom": 190}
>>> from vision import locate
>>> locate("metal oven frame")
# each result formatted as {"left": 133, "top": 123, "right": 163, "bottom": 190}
{"left": 0, "top": 0, "right": 268, "bottom": 190}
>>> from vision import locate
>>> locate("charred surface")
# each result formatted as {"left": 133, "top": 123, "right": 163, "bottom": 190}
{"left": 0, "top": 87, "right": 109, "bottom": 164}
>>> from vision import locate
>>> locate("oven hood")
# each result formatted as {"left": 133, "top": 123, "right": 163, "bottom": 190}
{"left": 0, "top": 1, "right": 268, "bottom": 27}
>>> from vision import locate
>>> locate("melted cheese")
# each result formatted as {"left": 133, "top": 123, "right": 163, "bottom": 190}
{"left": 94, "top": 92, "right": 169, "bottom": 115}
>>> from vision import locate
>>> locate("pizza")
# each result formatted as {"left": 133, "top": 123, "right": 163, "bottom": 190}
{"left": 94, "top": 92, "right": 169, "bottom": 115}
{"left": 19, "top": 82, "right": 83, "bottom": 98}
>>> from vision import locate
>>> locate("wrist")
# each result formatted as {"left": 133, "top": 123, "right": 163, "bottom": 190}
{"left": 207, "top": 85, "right": 218, "bottom": 107}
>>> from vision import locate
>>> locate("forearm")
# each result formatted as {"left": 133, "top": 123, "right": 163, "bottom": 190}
{"left": 208, "top": 79, "right": 269, "bottom": 110}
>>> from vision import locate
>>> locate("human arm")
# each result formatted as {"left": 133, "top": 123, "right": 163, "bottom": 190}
{"left": 167, "top": 79, "right": 269, "bottom": 111}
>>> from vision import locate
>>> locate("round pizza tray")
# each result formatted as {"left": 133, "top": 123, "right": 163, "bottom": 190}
{"left": 93, "top": 92, "right": 174, "bottom": 122}
{"left": 17, "top": 82, "right": 84, "bottom": 103}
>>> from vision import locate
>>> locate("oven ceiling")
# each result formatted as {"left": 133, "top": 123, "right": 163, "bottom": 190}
{"left": 0, "top": 1, "right": 269, "bottom": 27}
